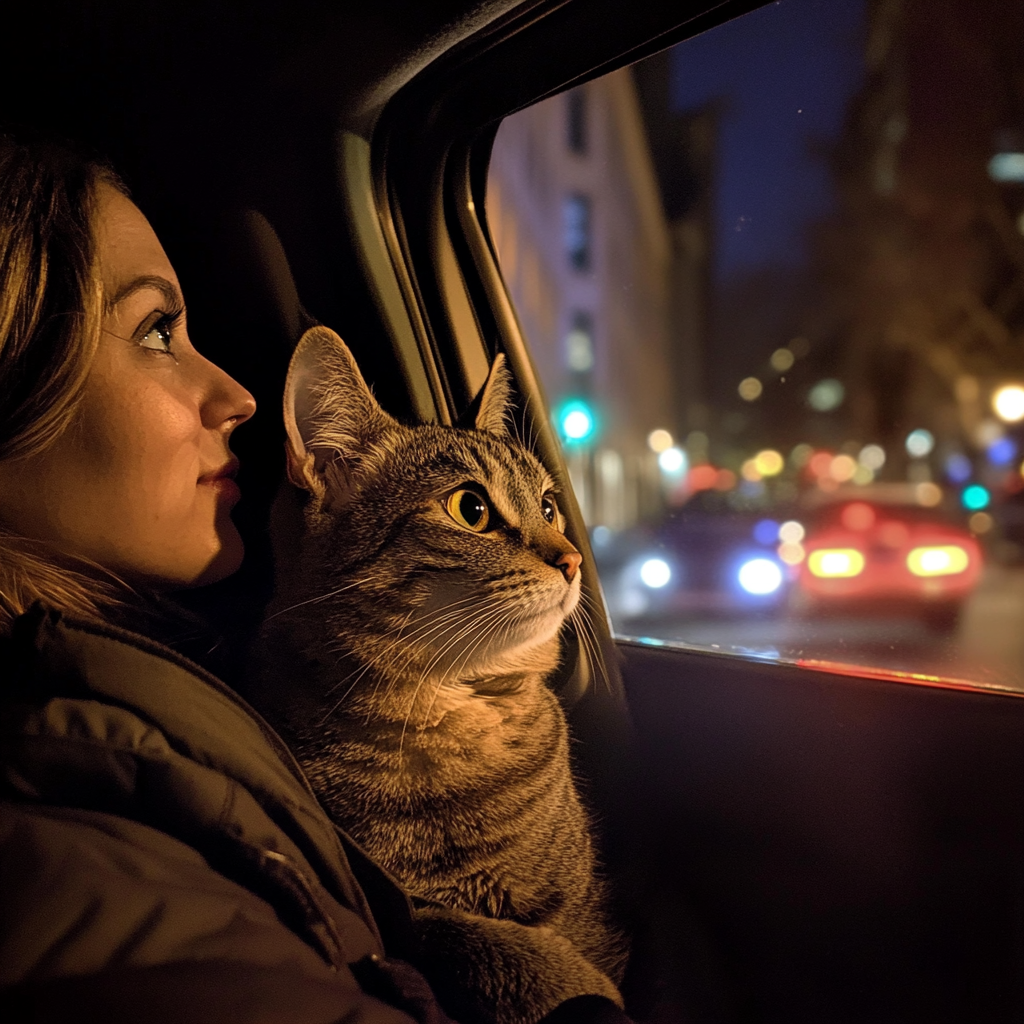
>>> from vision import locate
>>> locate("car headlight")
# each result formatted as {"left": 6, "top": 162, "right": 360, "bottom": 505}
{"left": 737, "top": 558, "right": 783, "bottom": 595}
{"left": 639, "top": 557, "right": 672, "bottom": 588}
{"left": 906, "top": 545, "right": 969, "bottom": 577}
{"left": 807, "top": 548, "right": 865, "bottom": 578}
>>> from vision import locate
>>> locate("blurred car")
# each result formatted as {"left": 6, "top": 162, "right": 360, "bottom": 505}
{"left": 794, "top": 487, "right": 983, "bottom": 631}
{"left": 593, "top": 490, "right": 792, "bottom": 622}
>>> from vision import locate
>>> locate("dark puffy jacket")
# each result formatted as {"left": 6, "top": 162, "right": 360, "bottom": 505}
{"left": 0, "top": 606, "right": 450, "bottom": 1023}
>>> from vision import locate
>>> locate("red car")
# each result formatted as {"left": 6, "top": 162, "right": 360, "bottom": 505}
{"left": 795, "top": 491, "right": 983, "bottom": 630}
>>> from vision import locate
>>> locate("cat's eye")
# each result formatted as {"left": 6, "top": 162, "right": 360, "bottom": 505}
{"left": 446, "top": 488, "right": 491, "bottom": 532}
{"left": 541, "top": 494, "right": 558, "bottom": 525}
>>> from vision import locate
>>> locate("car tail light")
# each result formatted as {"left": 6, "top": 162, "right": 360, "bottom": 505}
{"left": 906, "top": 545, "right": 970, "bottom": 577}
{"left": 807, "top": 548, "right": 865, "bottom": 578}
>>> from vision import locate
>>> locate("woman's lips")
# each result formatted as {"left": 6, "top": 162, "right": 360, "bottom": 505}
{"left": 199, "top": 460, "right": 242, "bottom": 505}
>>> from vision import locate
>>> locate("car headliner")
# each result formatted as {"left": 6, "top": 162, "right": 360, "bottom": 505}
{"left": 5, "top": 1, "right": 525, "bottom": 138}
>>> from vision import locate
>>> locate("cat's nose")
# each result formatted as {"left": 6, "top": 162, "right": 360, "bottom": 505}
{"left": 555, "top": 550, "right": 582, "bottom": 582}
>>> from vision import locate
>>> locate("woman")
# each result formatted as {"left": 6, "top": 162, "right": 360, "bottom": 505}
{"left": 0, "top": 138, "right": 629, "bottom": 1024}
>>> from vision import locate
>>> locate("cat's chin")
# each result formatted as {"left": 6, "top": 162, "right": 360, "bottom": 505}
{"left": 458, "top": 605, "right": 569, "bottom": 678}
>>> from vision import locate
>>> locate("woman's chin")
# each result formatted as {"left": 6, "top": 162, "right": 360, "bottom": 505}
{"left": 190, "top": 526, "right": 245, "bottom": 588}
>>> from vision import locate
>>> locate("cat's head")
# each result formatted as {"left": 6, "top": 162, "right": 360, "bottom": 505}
{"left": 279, "top": 325, "right": 582, "bottom": 687}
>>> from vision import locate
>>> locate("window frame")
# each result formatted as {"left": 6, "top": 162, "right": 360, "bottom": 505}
{"left": 368, "top": 0, "right": 776, "bottom": 714}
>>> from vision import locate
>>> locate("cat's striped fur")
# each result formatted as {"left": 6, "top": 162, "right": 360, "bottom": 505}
{"left": 253, "top": 326, "right": 626, "bottom": 1022}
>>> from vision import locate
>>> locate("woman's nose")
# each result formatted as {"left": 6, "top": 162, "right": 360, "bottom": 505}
{"left": 201, "top": 358, "right": 256, "bottom": 431}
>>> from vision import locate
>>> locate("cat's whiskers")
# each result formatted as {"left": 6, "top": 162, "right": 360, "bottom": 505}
{"left": 366, "top": 598, "right": 503, "bottom": 717}
{"left": 320, "top": 594, "right": 510, "bottom": 728}
{"left": 399, "top": 600, "right": 514, "bottom": 751}
{"left": 316, "top": 601, "right": 483, "bottom": 724}
{"left": 368, "top": 593, "right": 503, "bottom": 682}
{"left": 263, "top": 575, "right": 377, "bottom": 622}
{"left": 417, "top": 600, "right": 530, "bottom": 729}
{"left": 570, "top": 596, "right": 612, "bottom": 694}
{"left": 320, "top": 590, "right": 485, "bottom": 673}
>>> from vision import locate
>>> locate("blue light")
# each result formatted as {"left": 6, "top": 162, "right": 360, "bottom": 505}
{"left": 752, "top": 518, "right": 780, "bottom": 546}
{"left": 945, "top": 452, "right": 972, "bottom": 483}
{"left": 962, "top": 484, "right": 990, "bottom": 511}
{"left": 738, "top": 558, "right": 783, "bottom": 595}
{"left": 987, "top": 437, "right": 1017, "bottom": 466}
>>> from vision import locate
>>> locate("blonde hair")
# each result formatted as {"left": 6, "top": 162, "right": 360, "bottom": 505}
{"left": 0, "top": 135, "right": 130, "bottom": 631}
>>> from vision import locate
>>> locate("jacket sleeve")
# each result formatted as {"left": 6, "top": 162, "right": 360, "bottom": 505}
{"left": 0, "top": 802, "right": 420, "bottom": 1024}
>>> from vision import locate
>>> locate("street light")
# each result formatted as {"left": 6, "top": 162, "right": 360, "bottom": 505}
{"left": 992, "top": 385, "right": 1024, "bottom": 423}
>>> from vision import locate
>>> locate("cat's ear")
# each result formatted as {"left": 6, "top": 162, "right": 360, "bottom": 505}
{"left": 474, "top": 353, "right": 513, "bottom": 435}
{"left": 283, "top": 325, "right": 398, "bottom": 506}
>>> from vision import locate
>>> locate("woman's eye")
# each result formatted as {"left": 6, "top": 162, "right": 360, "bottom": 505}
{"left": 445, "top": 489, "right": 491, "bottom": 532}
{"left": 139, "top": 319, "right": 173, "bottom": 354}
{"left": 541, "top": 494, "right": 557, "bottom": 524}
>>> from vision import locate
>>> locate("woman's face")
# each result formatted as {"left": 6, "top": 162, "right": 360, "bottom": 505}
{"left": 0, "top": 184, "right": 256, "bottom": 589}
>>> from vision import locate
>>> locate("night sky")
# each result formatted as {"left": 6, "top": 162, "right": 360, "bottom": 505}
{"left": 671, "top": 0, "right": 866, "bottom": 281}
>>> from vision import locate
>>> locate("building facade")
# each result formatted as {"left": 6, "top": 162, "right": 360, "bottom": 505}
{"left": 487, "top": 67, "right": 707, "bottom": 527}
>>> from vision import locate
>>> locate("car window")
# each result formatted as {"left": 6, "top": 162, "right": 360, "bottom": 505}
{"left": 486, "top": 0, "right": 1024, "bottom": 692}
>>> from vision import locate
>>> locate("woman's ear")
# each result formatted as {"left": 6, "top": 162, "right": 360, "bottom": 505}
{"left": 474, "top": 353, "right": 513, "bottom": 435}
{"left": 283, "top": 325, "right": 399, "bottom": 508}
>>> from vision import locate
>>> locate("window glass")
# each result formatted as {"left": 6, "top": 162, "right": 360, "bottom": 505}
{"left": 486, "top": 0, "right": 1024, "bottom": 692}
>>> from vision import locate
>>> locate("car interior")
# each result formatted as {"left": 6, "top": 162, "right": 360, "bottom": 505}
{"left": 4, "top": 1, "right": 1023, "bottom": 1020}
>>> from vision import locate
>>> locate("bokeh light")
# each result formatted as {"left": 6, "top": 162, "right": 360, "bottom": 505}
{"left": 841, "top": 502, "right": 875, "bottom": 531}
{"left": 779, "top": 520, "right": 805, "bottom": 544}
{"left": 808, "top": 451, "right": 834, "bottom": 478}
{"left": 557, "top": 399, "right": 597, "bottom": 443}
{"left": 914, "top": 482, "right": 942, "bottom": 507}
{"left": 992, "top": 385, "right": 1024, "bottom": 423}
{"left": 647, "top": 429, "right": 673, "bottom": 453}
{"left": 640, "top": 558, "right": 671, "bottom": 588}
{"left": 987, "top": 436, "right": 1016, "bottom": 466}
{"left": 962, "top": 484, "right": 990, "bottom": 510}
{"left": 770, "top": 347, "right": 795, "bottom": 372}
{"left": 777, "top": 542, "right": 805, "bottom": 565}
{"left": 741, "top": 459, "right": 762, "bottom": 482}
{"left": 658, "top": 447, "right": 687, "bottom": 474}
{"left": 688, "top": 465, "right": 718, "bottom": 491}
{"left": 714, "top": 469, "right": 737, "bottom": 491}
{"left": 968, "top": 511, "right": 994, "bottom": 534}
{"left": 945, "top": 453, "right": 972, "bottom": 483}
{"left": 738, "top": 558, "right": 783, "bottom": 595}
{"left": 790, "top": 443, "right": 813, "bottom": 467}
{"left": 858, "top": 444, "right": 886, "bottom": 470}
{"left": 830, "top": 454, "right": 857, "bottom": 482}
{"left": 754, "top": 449, "right": 784, "bottom": 477}
{"left": 753, "top": 519, "right": 780, "bottom": 545}
{"left": 905, "top": 429, "right": 935, "bottom": 458}
{"left": 808, "top": 379, "right": 845, "bottom": 412}
{"left": 738, "top": 377, "right": 763, "bottom": 401}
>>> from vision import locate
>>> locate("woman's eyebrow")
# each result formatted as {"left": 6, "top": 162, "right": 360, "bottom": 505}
{"left": 105, "top": 275, "right": 183, "bottom": 314}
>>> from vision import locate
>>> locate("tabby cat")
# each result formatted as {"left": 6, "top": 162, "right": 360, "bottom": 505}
{"left": 252, "top": 325, "right": 626, "bottom": 1023}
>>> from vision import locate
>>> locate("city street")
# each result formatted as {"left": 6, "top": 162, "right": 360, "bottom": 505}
{"left": 613, "top": 562, "right": 1024, "bottom": 693}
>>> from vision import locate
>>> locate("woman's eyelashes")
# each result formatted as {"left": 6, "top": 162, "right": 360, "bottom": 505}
{"left": 137, "top": 307, "right": 185, "bottom": 356}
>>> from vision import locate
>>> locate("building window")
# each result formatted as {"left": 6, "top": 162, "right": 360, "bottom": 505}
{"left": 565, "top": 310, "right": 595, "bottom": 372}
{"left": 564, "top": 193, "right": 592, "bottom": 271}
{"left": 567, "top": 89, "right": 588, "bottom": 154}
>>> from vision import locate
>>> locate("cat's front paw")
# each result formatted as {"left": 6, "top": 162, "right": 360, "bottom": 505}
{"left": 412, "top": 906, "right": 622, "bottom": 1024}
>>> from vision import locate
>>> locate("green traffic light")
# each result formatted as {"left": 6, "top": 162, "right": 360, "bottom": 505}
{"left": 557, "top": 399, "right": 597, "bottom": 444}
